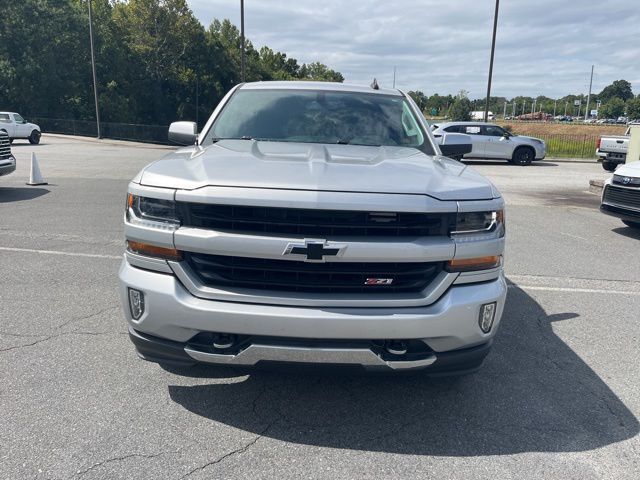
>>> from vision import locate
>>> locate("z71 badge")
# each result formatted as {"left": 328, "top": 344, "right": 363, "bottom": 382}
{"left": 364, "top": 278, "right": 394, "bottom": 285}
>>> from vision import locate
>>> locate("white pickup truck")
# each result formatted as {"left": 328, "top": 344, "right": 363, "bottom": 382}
{"left": 597, "top": 125, "right": 635, "bottom": 171}
{"left": 0, "top": 112, "right": 41, "bottom": 144}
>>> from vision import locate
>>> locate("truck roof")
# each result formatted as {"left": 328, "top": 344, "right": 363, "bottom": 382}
{"left": 239, "top": 81, "right": 402, "bottom": 96}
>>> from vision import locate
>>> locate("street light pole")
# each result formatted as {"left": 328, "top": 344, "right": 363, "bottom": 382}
{"left": 87, "top": 0, "right": 101, "bottom": 138}
{"left": 484, "top": 0, "right": 500, "bottom": 123}
{"left": 240, "top": 0, "right": 246, "bottom": 82}
{"left": 584, "top": 64, "right": 594, "bottom": 121}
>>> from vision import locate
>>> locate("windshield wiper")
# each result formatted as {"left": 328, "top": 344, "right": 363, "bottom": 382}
{"left": 211, "top": 136, "right": 253, "bottom": 143}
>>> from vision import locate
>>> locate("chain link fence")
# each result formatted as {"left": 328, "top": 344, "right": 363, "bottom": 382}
{"left": 30, "top": 117, "right": 170, "bottom": 145}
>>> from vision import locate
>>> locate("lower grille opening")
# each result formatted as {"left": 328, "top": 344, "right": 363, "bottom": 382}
{"left": 184, "top": 252, "right": 443, "bottom": 294}
{"left": 604, "top": 186, "right": 640, "bottom": 210}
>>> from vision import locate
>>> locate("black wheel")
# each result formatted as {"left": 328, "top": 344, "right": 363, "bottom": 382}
{"left": 28, "top": 130, "right": 41, "bottom": 144}
{"left": 511, "top": 147, "right": 534, "bottom": 165}
{"left": 622, "top": 220, "right": 640, "bottom": 229}
{"left": 602, "top": 160, "right": 617, "bottom": 172}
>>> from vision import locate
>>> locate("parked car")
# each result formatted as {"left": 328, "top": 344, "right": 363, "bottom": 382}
{"left": 119, "top": 81, "right": 506, "bottom": 374}
{"left": 0, "top": 129, "right": 16, "bottom": 177}
{"left": 431, "top": 122, "right": 546, "bottom": 165}
{"left": 596, "top": 124, "right": 635, "bottom": 171}
{"left": 600, "top": 161, "right": 640, "bottom": 229}
{"left": 0, "top": 112, "right": 41, "bottom": 144}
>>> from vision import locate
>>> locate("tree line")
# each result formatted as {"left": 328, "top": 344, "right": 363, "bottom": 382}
{"left": 0, "top": 0, "right": 344, "bottom": 127}
{"left": 410, "top": 79, "right": 640, "bottom": 121}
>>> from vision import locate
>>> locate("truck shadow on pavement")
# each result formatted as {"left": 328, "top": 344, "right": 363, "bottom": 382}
{"left": 167, "top": 284, "right": 639, "bottom": 455}
{"left": 0, "top": 187, "right": 49, "bottom": 203}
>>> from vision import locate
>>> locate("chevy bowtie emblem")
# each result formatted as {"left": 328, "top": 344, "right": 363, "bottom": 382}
{"left": 283, "top": 240, "right": 345, "bottom": 262}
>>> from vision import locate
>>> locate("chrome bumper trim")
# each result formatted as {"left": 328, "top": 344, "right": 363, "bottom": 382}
{"left": 184, "top": 343, "right": 437, "bottom": 371}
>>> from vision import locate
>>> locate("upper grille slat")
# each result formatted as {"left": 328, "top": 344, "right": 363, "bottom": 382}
{"left": 186, "top": 253, "right": 442, "bottom": 294}
{"left": 177, "top": 203, "right": 453, "bottom": 238}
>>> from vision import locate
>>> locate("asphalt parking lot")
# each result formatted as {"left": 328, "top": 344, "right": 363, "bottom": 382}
{"left": 1, "top": 135, "right": 639, "bottom": 479}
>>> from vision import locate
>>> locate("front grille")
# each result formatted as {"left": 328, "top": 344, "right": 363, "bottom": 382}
{"left": 603, "top": 186, "right": 640, "bottom": 210}
{"left": 0, "top": 132, "right": 11, "bottom": 161}
{"left": 176, "top": 203, "right": 454, "bottom": 237}
{"left": 185, "top": 253, "right": 443, "bottom": 294}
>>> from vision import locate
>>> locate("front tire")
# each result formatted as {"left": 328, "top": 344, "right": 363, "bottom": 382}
{"left": 602, "top": 160, "right": 617, "bottom": 172}
{"left": 622, "top": 220, "right": 640, "bottom": 229}
{"left": 511, "top": 147, "right": 534, "bottom": 165}
{"left": 28, "top": 130, "right": 41, "bottom": 145}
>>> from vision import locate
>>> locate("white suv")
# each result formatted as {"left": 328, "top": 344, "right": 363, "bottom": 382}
{"left": 432, "top": 122, "right": 546, "bottom": 165}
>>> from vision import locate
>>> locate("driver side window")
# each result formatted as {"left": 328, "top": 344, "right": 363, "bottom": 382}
{"left": 483, "top": 125, "right": 505, "bottom": 137}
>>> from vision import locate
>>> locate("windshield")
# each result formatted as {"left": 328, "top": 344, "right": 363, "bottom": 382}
{"left": 206, "top": 89, "right": 431, "bottom": 152}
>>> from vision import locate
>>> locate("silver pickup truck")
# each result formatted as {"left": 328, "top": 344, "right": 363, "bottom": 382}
{"left": 119, "top": 81, "right": 507, "bottom": 374}
{"left": 0, "top": 130, "right": 16, "bottom": 177}
{"left": 597, "top": 126, "right": 633, "bottom": 171}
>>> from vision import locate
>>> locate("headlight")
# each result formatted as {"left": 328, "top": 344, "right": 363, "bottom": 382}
{"left": 126, "top": 194, "right": 180, "bottom": 230}
{"left": 451, "top": 210, "right": 505, "bottom": 241}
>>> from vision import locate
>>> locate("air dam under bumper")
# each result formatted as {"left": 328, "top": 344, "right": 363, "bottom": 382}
{"left": 119, "top": 260, "right": 507, "bottom": 371}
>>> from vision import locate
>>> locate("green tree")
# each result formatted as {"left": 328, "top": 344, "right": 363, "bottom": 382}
{"left": 408, "top": 91, "right": 428, "bottom": 113}
{"left": 599, "top": 97, "right": 626, "bottom": 119}
{"left": 599, "top": 80, "right": 634, "bottom": 102}
{"left": 448, "top": 91, "right": 471, "bottom": 121}
{"left": 298, "top": 62, "right": 344, "bottom": 82}
{"left": 626, "top": 96, "right": 640, "bottom": 120}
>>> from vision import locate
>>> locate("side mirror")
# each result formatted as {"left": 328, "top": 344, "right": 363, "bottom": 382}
{"left": 22, "top": 119, "right": 27, "bottom": 124}
{"left": 502, "top": 131, "right": 511, "bottom": 138}
{"left": 438, "top": 133, "right": 473, "bottom": 158}
{"left": 168, "top": 121, "right": 198, "bottom": 145}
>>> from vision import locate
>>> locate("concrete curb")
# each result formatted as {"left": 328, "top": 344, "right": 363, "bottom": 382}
{"left": 589, "top": 179, "right": 604, "bottom": 194}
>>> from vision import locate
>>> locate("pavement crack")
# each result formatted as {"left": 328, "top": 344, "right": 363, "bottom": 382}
{"left": 180, "top": 418, "right": 279, "bottom": 479}
{"left": 74, "top": 451, "right": 171, "bottom": 478}
{"left": 55, "top": 305, "right": 120, "bottom": 330}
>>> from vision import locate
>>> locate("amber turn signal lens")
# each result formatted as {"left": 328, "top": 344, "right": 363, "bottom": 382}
{"left": 127, "top": 193, "right": 135, "bottom": 208}
{"left": 446, "top": 256, "right": 501, "bottom": 272}
{"left": 127, "top": 240, "right": 182, "bottom": 261}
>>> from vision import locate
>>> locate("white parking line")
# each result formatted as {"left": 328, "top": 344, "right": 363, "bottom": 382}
{"left": 508, "top": 285, "right": 640, "bottom": 296}
{"left": 0, "top": 246, "right": 121, "bottom": 260}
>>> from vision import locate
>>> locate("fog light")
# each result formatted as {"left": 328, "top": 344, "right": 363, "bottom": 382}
{"left": 128, "top": 288, "right": 145, "bottom": 320}
{"left": 479, "top": 302, "right": 497, "bottom": 333}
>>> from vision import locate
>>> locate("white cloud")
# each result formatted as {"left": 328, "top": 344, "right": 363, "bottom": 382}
{"left": 187, "top": 0, "right": 640, "bottom": 99}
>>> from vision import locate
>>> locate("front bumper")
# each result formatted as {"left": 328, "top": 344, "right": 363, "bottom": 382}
{"left": 0, "top": 157, "right": 16, "bottom": 176}
{"left": 119, "top": 260, "right": 507, "bottom": 371}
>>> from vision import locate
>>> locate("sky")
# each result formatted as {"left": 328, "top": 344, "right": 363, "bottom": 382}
{"left": 187, "top": 0, "right": 640, "bottom": 100}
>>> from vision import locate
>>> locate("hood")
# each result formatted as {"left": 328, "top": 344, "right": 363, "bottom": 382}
{"left": 139, "top": 140, "right": 497, "bottom": 201}
{"left": 614, "top": 161, "right": 640, "bottom": 177}
{"left": 514, "top": 135, "right": 544, "bottom": 144}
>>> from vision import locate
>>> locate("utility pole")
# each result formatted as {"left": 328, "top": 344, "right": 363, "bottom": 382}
{"left": 584, "top": 64, "right": 594, "bottom": 121}
{"left": 531, "top": 98, "right": 536, "bottom": 116}
{"left": 503, "top": 101, "right": 507, "bottom": 118}
{"left": 393, "top": 66, "right": 396, "bottom": 88}
{"left": 484, "top": 0, "right": 500, "bottom": 123}
{"left": 512, "top": 101, "right": 516, "bottom": 116}
{"left": 564, "top": 101, "right": 568, "bottom": 116}
{"left": 240, "top": 0, "right": 245, "bottom": 82}
{"left": 522, "top": 101, "right": 526, "bottom": 115}
{"left": 195, "top": 75, "right": 199, "bottom": 126}
{"left": 87, "top": 0, "right": 101, "bottom": 138}
{"left": 553, "top": 99, "right": 557, "bottom": 117}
